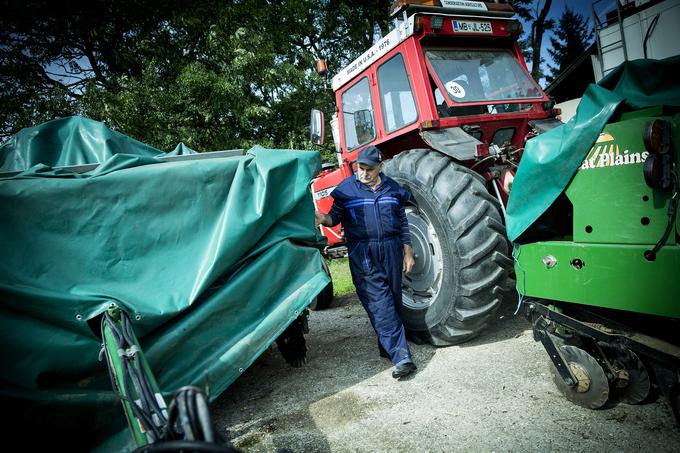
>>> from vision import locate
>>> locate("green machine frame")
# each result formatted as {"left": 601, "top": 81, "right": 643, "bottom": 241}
{"left": 515, "top": 108, "right": 680, "bottom": 423}
{"left": 101, "top": 303, "right": 168, "bottom": 446}
{"left": 516, "top": 108, "right": 680, "bottom": 317}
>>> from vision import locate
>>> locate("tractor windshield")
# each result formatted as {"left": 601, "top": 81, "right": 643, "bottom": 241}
{"left": 425, "top": 49, "right": 542, "bottom": 105}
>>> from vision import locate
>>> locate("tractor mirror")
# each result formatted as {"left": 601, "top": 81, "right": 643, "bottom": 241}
{"left": 310, "top": 109, "right": 325, "bottom": 145}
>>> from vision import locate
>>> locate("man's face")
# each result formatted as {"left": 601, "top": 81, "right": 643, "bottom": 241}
{"left": 357, "top": 162, "right": 381, "bottom": 186}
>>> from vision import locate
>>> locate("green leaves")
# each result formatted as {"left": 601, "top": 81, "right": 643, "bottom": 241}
{"left": 2, "top": 0, "right": 389, "bottom": 161}
{"left": 545, "top": 7, "right": 593, "bottom": 84}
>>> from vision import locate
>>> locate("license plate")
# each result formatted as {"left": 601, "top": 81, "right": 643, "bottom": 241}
{"left": 452, "top": 20, "right": 492, "bottom": 34}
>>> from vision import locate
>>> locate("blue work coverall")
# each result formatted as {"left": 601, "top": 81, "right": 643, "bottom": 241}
{"left": 328, "top": 173, "right": 413, "bottom": 366}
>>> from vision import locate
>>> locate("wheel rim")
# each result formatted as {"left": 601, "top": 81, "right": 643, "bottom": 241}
{"left": 553, "top": 345, "right": 610, "bottom": 409}
{"left": 612, "top": 348, "right": 650, "bottom": 405}
{"left": 402, "top": 203, "right": 444, "bottom": 310}
{"left": 569, "top": 362, "right": 591, "bottom": 393}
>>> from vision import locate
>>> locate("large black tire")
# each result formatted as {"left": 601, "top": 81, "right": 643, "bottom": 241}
{"left": 309, "top": 258, "right": 334, "bottom": 311}
{"left": 382, "top": 149, "right": 511, "bottom": 346}
{"left": 310, "top": 280, "right": 334, "bottom": 311}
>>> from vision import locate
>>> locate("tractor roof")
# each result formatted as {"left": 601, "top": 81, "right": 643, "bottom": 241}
{"left": 331, "top": 15, "right": 415, "bottom": 91}
{"left": 332, "top": 1, "right": 516, "bottom": 91}
{"left": 389, "top": 0, "right": 515, "bottom": 19}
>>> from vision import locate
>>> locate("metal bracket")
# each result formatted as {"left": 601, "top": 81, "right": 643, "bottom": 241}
{"left": 533, "top": 315, "right": 578, "bottom": 387}
{"left": 532, "top": 300, "right": 680, "bottom": 365}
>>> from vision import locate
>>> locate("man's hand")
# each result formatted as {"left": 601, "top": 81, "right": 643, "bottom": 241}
{"left": 403, "top": 244, "right": 415, "bottom": 274}
{"left": 315, "top": 211, "right": 332, "bottom": 227}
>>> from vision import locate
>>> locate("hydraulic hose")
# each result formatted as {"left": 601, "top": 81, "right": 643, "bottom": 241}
{"left": 645, "top": 175, "right": 678, "bottom": 261}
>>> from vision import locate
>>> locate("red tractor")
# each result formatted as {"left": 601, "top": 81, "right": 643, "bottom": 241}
{"left": 310, "top": 0, "right": 561, "bottom": 346}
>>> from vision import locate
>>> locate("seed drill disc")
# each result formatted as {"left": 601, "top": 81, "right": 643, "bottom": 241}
{"left": 613, "top": 348, "right": 650, "bottom": 405}
{"left": 552, "top": 345, "right": 610, "bottom": 410}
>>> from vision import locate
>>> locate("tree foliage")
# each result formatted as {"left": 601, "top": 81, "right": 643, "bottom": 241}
{"left": 546, "top": 6, "right": 594, "bottom": 84}
{"left": 510, "top": 0, "right": 554, "bottom": 82}
{"left": 1, "top": 0, "right": 389, "bottom": 161}
{"left": 2, "top": 1, "right": 589, "bottom": 159}
{"left": 1, "top": 1, "right": 178, "bottom": 136}
{"left": 508, "top": 0, "right": 533, "bottom": 67}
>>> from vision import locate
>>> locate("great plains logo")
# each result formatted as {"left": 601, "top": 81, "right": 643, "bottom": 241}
{"left": 579, "top": 132, "right": 649, "bottom": 170}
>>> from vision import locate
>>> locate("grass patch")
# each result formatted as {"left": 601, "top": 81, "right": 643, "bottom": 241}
{"left": 328, "top": 257, "right": 355, "bottom": 296}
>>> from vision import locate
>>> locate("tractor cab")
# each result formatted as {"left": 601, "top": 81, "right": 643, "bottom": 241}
{"left": 312, "top": 0, "right": 557, "bottom": 250}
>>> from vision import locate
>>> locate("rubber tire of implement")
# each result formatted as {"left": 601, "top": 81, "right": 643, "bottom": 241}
{"left": 310, "top": 258, "right": 334, "bottom": 311}
{"left": 311, "top": 280, "right": 334, "bottom": 310}
{"left": 383, "top": 149, "right": 511, "bottom": 346}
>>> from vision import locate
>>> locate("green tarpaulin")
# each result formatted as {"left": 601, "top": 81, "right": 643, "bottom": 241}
{"left": 507, "top": 56, "right": 680, "bottom": 242}
{"left": 0, "top": 116, "right": 329, "bottom": 450}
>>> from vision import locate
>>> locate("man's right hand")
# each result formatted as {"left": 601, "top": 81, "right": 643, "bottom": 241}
{"left": 315, "top": 211, "right": 331, "bottom": 227}
{"left": 403, "top": 244, "right": 415, "bottom": 274}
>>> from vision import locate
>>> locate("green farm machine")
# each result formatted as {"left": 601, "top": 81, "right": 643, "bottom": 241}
{"left": 513, "top": 104, "right": 680, "bottom": 421}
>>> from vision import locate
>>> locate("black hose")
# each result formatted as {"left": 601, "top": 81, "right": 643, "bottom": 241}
{"left": 102, "top": 309, "right": 166, "bottom": 440}
{"left": 643, "top": 14, "right": 660, "bottom": 58}
{"left": 122, "top": 360, "right": 161, "bottom": 440}
{"left": 121, "top": 311, "right": 140, "bottom": 351}
{"left": 165, "top": 392, "right": 181, "bottom": 440}
{"left": 102, "top": 310, "right": 226, "bottom": 447}
{"left": 125, "top": 359, "right": 151, "bottom": 414}
{"left": 176, "top": 388, "right": 194, "bottom": 439}
{"left": 188, "top": 388, "right": 204, "bottom": 440}
{"left": 119, "top": 311, "right": 168, "bottom": 429}
{"left": 104, "top": 312, "right": 123, "bottom": 345}
{"left": 101, "top": 315, "right": 124, "bottom": 397}
{"left": 470, "top": 154, "right": 497, "bottom": 170}
{"left": 195, "top": 391, "right": 215, "bottom": 443}
{"left": 645, "top": 175, "right": 678, "bottom": 261}
{"left": 134, "top": 358, "right": 167, "bottom": 426}
{"left": 133, "top": 440, "right": 241, "bottom": 453}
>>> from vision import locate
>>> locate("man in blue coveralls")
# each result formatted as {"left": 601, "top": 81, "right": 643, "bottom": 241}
{"left": 315, "top": 146, "right": 417, "bottom": 379}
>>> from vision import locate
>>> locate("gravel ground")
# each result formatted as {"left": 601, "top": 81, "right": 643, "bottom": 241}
{"left": 212, "top": 294, "right": 680, "bottom": 453}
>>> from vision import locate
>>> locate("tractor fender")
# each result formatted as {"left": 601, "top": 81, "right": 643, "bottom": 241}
{"left": 419, "top": 127, "right": 482, "bottom": 161}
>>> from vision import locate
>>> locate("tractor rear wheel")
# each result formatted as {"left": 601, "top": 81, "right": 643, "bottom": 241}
{"left": 383, "top": 149, "right": 511, "bottom": 346}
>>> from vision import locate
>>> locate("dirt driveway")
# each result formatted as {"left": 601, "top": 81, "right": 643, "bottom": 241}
{"left": 212, "top": 294, "right": 680, "bottom": 452}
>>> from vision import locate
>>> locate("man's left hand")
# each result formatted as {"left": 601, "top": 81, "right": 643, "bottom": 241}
{"left": 403, "top": 244, "right": 415, "bottom": 274}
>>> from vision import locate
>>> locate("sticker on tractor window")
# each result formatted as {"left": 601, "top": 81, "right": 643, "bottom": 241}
{"left": 445, "top": 81, "right": 466, "bottom": 98}
{"left": 452, "top": 20, "right": 492, "bottom": 34}
{"left": 579, "top": 132, "right": 649, "bottom": 170}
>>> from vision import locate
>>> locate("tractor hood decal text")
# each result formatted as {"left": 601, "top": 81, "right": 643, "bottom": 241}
{"left": 332, "top": 18, "right": 414, "bottom": 91}
{"left": 314, "top": 186, "right": 337, "bottom": 200}
{"left": 579, "top": 132, "right": 649, "bottom": 170}
{"left": 441, "top": 1, "right": 487, "bottom": 11}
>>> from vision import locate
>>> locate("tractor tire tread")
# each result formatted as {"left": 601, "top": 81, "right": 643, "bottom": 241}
{"left": 383, "top": 149, "right": 511, "bottom": 346}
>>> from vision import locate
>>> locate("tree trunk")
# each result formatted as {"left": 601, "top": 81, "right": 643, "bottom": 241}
{"left": 530, "top": 0, "right": 553, "bottom": 81}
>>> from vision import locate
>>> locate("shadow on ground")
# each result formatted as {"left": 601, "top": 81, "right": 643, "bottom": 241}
{"left": 211, "top": 292, "right": 437, "bottom": 452}
{"left": 210, "top": 291, "right": 680, "bottom": 453}
{"left": 457, "top": 292, "right": 531, "bottom": 349}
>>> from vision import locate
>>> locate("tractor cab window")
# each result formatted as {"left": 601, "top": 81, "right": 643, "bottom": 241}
{"left": 426, "top": 49, "right": 541, "bottom": 114}
{"left": 377, "top": 53, "right": 418, "bottom": 133}
{"left": 433, "top": 84, "right": 486, "bottom": 116}
{"left": 341, "top": 77, "right": 376, "bottom": 150}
